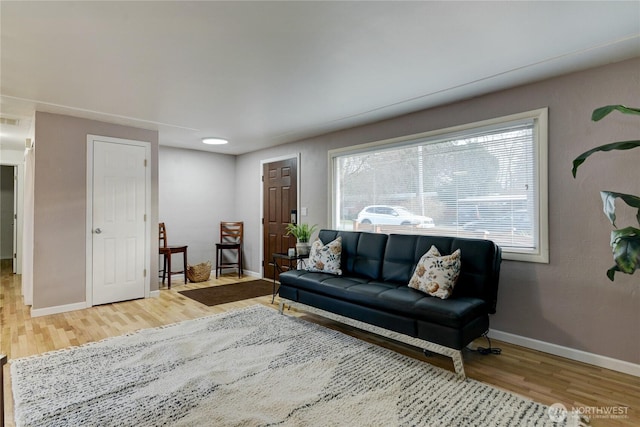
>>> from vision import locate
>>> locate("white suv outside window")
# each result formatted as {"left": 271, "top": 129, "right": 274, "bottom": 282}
{"left": 356, "top": 205, "right": 435, "bottom": 228}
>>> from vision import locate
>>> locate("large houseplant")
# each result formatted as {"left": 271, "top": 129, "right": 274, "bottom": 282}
{"left": 572, "top": 105, "right": 640, "bottom": 281}
{"left": 285, "top": 223, "right": 318, "bottom": 256}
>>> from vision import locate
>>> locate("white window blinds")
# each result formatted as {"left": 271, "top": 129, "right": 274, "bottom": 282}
{"left": 331, "top": 109, "right": 548, "bottom": 262}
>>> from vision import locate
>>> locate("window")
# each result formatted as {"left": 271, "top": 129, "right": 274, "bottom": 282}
{"left": 329, "top": 108, "right": 548, "bottom": 263}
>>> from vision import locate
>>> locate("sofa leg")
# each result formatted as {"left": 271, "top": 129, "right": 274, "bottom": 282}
{"left": 451, "top": 351, "right": 465, "bottom": 378}
{"left": 422, "top": 340, "right": 466, "bottom": 378}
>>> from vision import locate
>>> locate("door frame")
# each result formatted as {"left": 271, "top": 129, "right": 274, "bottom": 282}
{"left": 0, "top": 165, "right": 17, "bottom": 271}
{"left": 1, "top": 154, "right": 24, "bottom": 275}
{"left": 85, "top": 135, "right": 151, "bottom": 307}
{"left": 259, "top": 153, "right": 300, "bottom": 279}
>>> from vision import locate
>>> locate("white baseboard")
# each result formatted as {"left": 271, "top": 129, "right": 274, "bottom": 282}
{"left": 31, "top": 291, "right": 161, "bottom": 316}
{"left": 211, "top": 268, "right": 262, "bottom": 280}
{"left": 488, "top": 329, "right": 640, "bottom": 377}
{"left": 212, "top": 269, "right": 261, "bottom": 279}
{"left": 31, "top": 301, "right": 88, "bottom": 318}
{"left": 162, "top": 273, "right": 185, "bottom": 281}
{"left": 243, "top": 270, "right": 261, "bottom": 279}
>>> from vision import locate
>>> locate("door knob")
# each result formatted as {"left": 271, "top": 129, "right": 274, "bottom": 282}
{"left": 95, "top": 228, "right": 102, "bottom": 234}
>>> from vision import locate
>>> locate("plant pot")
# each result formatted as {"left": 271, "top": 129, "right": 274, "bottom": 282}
{"left": 296, "top": 242, "right": 311, "bottom": 256}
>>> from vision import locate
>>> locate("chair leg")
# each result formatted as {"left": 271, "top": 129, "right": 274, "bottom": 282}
{"left": 167, "top": 253, "right": 172, "bottom": 289}
{"left": 162, "top": 255, "right": 167, "bottom": 285}
{"left": 215, "top": 247, "right": 219, "bottom": 279}
{"left": 237, "top": 248, "right": 242, "bottom": 278}
{"left": 183, "top": 248, "right": 188, "bottom": 284}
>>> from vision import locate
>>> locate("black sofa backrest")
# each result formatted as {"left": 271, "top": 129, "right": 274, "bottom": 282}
{"left": 318, "top": 229, "right": 388, "bottom": 280}
{"left": 318, "top": 229, "right": 501, "bottom": 314}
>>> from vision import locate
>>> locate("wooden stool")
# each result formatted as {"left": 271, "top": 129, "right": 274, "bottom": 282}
{"left": 215, "top": 221, "right": 243, "bottom": 278}
{"left": 159, "top": 223, "right": 188, "bottom": 289}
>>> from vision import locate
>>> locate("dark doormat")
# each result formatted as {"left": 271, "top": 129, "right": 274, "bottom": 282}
{"left": 178, "top": 280, "right": 274, "bottom": 306}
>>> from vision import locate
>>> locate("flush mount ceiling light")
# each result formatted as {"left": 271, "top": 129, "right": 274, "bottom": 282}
{"left": 202, "top": 137, "right": 228, "bottom": 145}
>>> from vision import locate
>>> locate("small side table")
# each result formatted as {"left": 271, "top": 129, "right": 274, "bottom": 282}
{"left": 272, "top": 253, "right": 308, "bottom": 303}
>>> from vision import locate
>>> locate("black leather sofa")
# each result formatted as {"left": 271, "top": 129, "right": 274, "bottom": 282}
{"left": 277, "top": 229, "right": 502, "bottom": 377}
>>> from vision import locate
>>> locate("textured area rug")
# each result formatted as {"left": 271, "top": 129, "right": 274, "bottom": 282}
{"left": 11, "top": 306, "right": 578, "bottom": 427}
{"left": 178, "top": 279, "right": 273, "bottom": 306}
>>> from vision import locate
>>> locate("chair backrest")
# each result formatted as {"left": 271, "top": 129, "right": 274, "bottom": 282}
{"left": 159, "top": 222, "right": 168, "bottom": 248}
{"left": 220, "top": 221, "right": 243, "bottom": 244}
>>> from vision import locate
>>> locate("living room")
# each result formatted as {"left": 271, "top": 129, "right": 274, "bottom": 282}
{"left": 1, "top": 1, "right": 639, "bottom": 425}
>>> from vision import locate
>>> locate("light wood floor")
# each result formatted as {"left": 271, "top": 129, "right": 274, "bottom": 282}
{"left": 1, "top": 261, "right": 638, "bottom": 426}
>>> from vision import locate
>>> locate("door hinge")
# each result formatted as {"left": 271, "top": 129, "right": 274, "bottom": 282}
{"left": 144, "top": 159, "right": 147, "bottom": 167}
{"left": 144, "top": 214, "right": 147, "bottom": 222}
{"left": 13, "top": 253, "right": 17, "bottom": 259}
{"left": 143, "top": 269, "right": 147, "bottom": 277}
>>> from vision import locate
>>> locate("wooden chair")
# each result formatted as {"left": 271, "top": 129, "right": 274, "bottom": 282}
{"left": 158, "top": 222, "right": 188, "bottom": 289}
{"left": 215, "top": 221, "right": 243, "bottom": 278}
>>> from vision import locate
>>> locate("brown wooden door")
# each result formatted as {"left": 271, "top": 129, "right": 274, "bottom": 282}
{"left": 263, "top": 158, "right": 297, "bottom": 280}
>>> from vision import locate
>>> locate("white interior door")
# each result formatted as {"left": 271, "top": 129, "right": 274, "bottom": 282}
{"left": 89, "top": 137, "right": 148, "bottom": 305}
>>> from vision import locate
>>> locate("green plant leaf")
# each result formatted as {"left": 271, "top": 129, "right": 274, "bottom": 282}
{"left": 608, "top": 227, "right": 640, "bottom": 280}
{"left": 591, "top": 105, "right": 640, "bottom": 122}
{"left": 606, "top": 265, "right": 621, "bottom": 281}
{"left": 600, "top": 191, "right": 640, "bottom": 227}
{"left": 572, "top": 140, "right": 640, "bottom": 178}
{"left": 284, "top": 223, "right": 317, "bottom": 242}
{"left": 575, "top": 105, "right": 640, "bottom": 281}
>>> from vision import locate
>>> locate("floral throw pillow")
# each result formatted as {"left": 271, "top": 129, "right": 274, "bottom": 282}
{"left": 408, "top": 245, "right": 461, "bottom": 299}
{"left": 307, "top": 236, "right": 342, "bottom": 275}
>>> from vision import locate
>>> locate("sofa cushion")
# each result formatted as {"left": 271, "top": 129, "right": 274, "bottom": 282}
{"left": 307, "top": 236, "right": 342, "bottom": 275}
{"left": 318, "top": 230, "right": 387, "bottom": 280}
{"left": 279, "top": 270, "right": 370, "bottom": 301}
{"left": 279, "top": 270, "right": 487, "bottom": 329}
{"left": 381, "top": 233, "right": 420, "bottom": 283}
{"left": 408, "top": 246, "right": 461, "bottom": 299}
{"left": 384, "top": 289, "right": 487, "bottom": 329}
{"left": 352, "top": 232, "right": 388, "bottom": 279}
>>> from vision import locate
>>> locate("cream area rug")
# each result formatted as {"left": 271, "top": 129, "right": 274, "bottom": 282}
{"left": 11, "top": 305, "right": 582, "bottom": 426}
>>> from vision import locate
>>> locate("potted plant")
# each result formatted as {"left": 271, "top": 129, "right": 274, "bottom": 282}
{"left": 285, "top": 223, "right": 318, "bottom": 256}
{"left": 572, "top": 105, "right": 640, "bottom": 281}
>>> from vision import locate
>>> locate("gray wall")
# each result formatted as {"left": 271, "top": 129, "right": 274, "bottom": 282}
{"left": 158, "top": 146, "right": 237, "bottom": 266}
{"left": 33, "top": 112, "right": 159, "bottom": 309}
{"left": 234, "top": 58, "right": 640, "bottom": 364}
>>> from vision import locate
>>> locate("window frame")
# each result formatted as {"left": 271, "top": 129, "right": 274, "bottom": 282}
{"left": 328, "top": 108, "right": 549, "bottom": 263}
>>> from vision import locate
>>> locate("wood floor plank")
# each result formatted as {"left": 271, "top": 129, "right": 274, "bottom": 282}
{"left": 1, "top": 260, "right": 638, "bottom": 426}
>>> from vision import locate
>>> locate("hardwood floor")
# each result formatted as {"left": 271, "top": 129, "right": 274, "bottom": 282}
{"left": 1, "top": 261, "right": 638, "bottom": 426}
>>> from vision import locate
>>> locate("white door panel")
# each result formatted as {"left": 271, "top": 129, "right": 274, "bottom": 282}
{"left": 91, "top": 139, "right": 146, "bottom": 305}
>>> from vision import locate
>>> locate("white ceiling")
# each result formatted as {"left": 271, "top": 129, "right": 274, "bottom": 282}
{"left": 1, "top": 1, "right": 639, "bottom": 155}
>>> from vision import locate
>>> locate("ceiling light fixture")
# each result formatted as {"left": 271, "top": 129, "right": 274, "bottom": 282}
{"left": 202, "top": 137, "right": 228, "bottom": 145}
